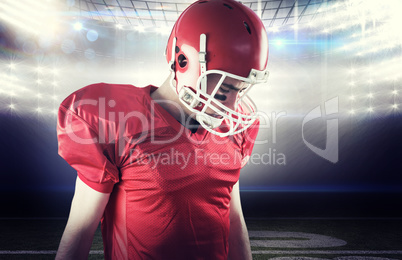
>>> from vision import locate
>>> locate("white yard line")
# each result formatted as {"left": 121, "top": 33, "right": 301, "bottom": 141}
{"left": 1, "top": 250, "right": 402, "bottom": 255}
{"left": 251, "top": 250, "right": 402, "bottom": 254}
{"left": 0, "top": 250, "right": 103, "bottom": 254}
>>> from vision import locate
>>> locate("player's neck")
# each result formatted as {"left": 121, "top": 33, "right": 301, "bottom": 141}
{"left": 151, "top": 76, "right": 199, "bottom": 131}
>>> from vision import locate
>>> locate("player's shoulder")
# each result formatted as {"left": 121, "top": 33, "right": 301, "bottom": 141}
{"left": 58, "top": 82, "right": 153, "bottom": 127}
{"left": 61, "top": 82, "right": 148, "bottom": 105}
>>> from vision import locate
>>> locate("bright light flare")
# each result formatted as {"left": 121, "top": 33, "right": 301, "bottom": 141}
{"left": 73, "top": 22, "right": 83, "bottom": 31}
{"left": 51, "top": 68, "right": 59, "bottom": 75}
{"left": 0, "top": 72, "right": 33, "bottom": 98}
{"left": 155, "top": 25, "right": 171, "bottom": 35}
{"left": 0, "top": 0, "right": 61, "bottom": 36}
{"left": 274, "top": 39, "right": 283, "bottom": 46}
{"left": 316, "top": 0, "right": 402, "bottom": 59}
{"left": 36, "top": 66, "right": 45, "bottom": 73}
{"left": 135, "top": 25, "right": 145, "bottom": 33}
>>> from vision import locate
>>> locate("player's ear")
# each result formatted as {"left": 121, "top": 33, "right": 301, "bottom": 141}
{"left": 177, "top": 54, "right": 188, "bottom": 68}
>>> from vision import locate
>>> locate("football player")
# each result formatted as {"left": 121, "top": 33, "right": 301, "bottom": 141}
{"left": 55, "top": 0, "right": 269, "bottom": 259}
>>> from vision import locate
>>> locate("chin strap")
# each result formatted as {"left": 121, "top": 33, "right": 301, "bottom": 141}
{"left": 247, "top": 68, "right": 270, "bottom": 84}
{"left": 197, "top": 113, "right": 224, "bottom": 129}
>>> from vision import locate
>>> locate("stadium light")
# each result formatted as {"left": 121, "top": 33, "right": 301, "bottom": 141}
{"left": 274, "top": 39, "right": 283, "bottom": 46}
{"left": 315, "top": 0, "right": 402, "bottom": 66}
{"left": 0, "top": 0, "right": 60, "bottom": 36}
{"left": 73, "top": 22, "right": 83, "bottom": 31}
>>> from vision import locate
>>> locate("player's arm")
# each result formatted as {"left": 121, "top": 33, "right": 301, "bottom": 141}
{"left": 228, "top": 180, "right": 252, "bottom": 260}
{"left": 56, "top": 176, "right": 110, "bottom": 260}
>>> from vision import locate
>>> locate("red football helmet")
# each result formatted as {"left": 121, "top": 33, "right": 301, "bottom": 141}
{"left": 166, "top": 0, "right": 269, "bottom": 136}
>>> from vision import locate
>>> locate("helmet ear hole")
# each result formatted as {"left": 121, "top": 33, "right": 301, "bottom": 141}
{"left": 178, "top": 54, "right": 188, "bottom": 68}
{"left": 244, "top": 21, "right": 251, "bottom": 35}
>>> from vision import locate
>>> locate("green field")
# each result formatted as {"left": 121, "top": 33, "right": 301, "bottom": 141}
{"left": 0, "top": 218, "right": 401, "bottom": 259}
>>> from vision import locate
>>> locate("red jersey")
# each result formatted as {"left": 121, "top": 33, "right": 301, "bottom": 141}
{"left": 57, "top": 83, "right": 259, "bottom": 259}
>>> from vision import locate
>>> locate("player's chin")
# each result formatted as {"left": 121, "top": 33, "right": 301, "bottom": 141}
{"left": 190, "top": 111, "right": 223, "bottom": 120}
{"left": 206, "top": 113, "right": 224, "bottom": 119}
{"left": 204, "top": 107, "right": 226, "bottom": 119}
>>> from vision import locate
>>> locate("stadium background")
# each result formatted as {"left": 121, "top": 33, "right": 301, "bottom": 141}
{"left": 0, "top": 1, "right": 402, "bottom": 257}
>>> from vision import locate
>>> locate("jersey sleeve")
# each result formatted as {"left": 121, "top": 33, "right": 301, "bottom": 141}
{"left": 240, "top": 119, "right": 260, "bottom": 168}
{"left": 57, "top": 104, "right": 119, "bottom": 193}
